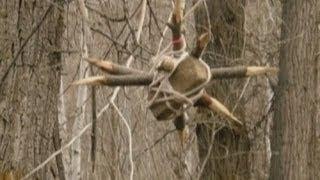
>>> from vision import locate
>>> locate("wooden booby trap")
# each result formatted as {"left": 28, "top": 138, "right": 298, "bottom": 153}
{"left": 73, "top": 0, "right": 278, "bottom": 143}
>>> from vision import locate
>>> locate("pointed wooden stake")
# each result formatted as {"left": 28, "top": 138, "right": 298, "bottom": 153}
{"left": 174, "top": 112, "right": 189, "bottom": 147}
{"left": 85, "top": 57, "right": 144, "bottom": 75}
{"left": 191, "top": 32, "right": 210, "bottom": 58}
{"left": 73, "top": 74, "right": 153, "bottom": 86}
{"left": 173, "top": 0, "right": 183, "bottom": 23}
{"left": 199, "top": 92, "right": 243, "bottom": 126}
{"left": 246, "top": 66, "right": 278, "bottom": 76}
{"left": 157, "top": 57, "right": 176, "bottom": 72}
{"left": 211, "top": 66, "right": 278, "bottom": 79}
{"left": 170, "top": 0, "right": 185, "bottom": 52}
{"left": 73, "top": 76, "right": 107, "bottom": 86}
{"left": 157, "top": 58, "right": 278, "bottom": 78}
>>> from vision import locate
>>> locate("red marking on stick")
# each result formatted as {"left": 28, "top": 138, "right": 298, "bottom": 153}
{"left": 172, "top": 36, "right": 183, "bottom": 45}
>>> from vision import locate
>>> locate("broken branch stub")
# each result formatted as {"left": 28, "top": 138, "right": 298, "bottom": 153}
{"left": 191, "top": 32, "right": 211, "bottom": 58}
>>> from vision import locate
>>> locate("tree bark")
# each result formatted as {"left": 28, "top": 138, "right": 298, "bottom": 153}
{"left": 194, "top": 0, "right": 251, "bottom": 179}
{"left": 0, "top": 0, "right": 66, "bottom": 179}
{"left": 70, "top": 0, "right": 91, "bottom": 179}
{"left": 269, "top": 1, "right": 320, "bottom": 179}
{"left": 51, "top": 1, "right": 67, "bottom": 180}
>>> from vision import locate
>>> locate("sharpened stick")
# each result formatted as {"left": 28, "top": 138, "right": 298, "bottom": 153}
{"left": 157, "top": 57, "right": 278, "bottom": 78}
{"left": 191, "top": 32, "right": 210, "bottom": 58}
{"left": 156, "top": 57, "right": 175, "bottom": 72}
{"left": 74, "top": 62, "right": 278, "bottom": 87}
{"left": 73, "top": 74, "right": 153, "bottom": 86}
{"left": 246, "top": 66, "right": 278, "bottom": 76}
{"left": 169, "top": 0, "right": 185, "bottom": 51}
{"left": 173, "top": 0, "right": 184, "bottom": 23}
{"left": 85, "top": 58, "right": 144, "bottom": 75}
{"left": 174, "top": 112, "right": 189, "bottom": 147}
{"left": 73, "top": 76, "right": 107, "bottom": 86}
{"left": 211, "top": 66, "right": 278, "bottom": 78}
{"left": 199, "top": 92, "right": 243, "bottom": 126}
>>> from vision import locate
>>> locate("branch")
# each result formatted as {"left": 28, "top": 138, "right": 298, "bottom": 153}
{"left": 134, "top": 129, "right": 176, "bottom": 161}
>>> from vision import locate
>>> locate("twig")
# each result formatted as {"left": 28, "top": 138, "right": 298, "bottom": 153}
{"left": 134, "top": 129, "right": 176, "bottom": 160}
{"left": 196, "top": 126, "right": 221, "bottom": 180}
{"left": 96, "top": 0, "right": 147, "bottom": 115}
{"left": 232, "top": 77, "right": 251, "bottom": 113}
{"left": 22, "top": 123, "right": 92, "bottom": 180}
{"left": 182, "top": 0, "right": 204, "bottom": 21}
{"left": 156, "top": 13, "right": 171, "bottom": 55}
{"left": 111, "top": 103, "right": 134, "bottom": 180}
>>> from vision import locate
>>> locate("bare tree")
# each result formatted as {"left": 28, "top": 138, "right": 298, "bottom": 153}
{"left": 194, "top": 0, "right": 251, "bottom": 179}
{"left": 269, "top": 1, "right": 320, "bottom": 179}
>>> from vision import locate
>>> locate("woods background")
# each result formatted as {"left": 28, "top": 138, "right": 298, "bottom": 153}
{"left": 0, "top": 0, "right": 319, "bottom": 180}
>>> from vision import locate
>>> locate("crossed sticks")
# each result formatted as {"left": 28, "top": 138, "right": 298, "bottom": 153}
{"left": 73, "top": 0, "right": 278, "bottom": 144}
{"left": 74, "top": 58, "right": 277, "bottom": 87}
{"left": 73, "top": 53, "right": 277, "bottom": 142}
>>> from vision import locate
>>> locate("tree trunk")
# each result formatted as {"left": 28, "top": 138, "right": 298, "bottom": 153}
{"left": 0, "top": 0, "right": 66, "bottom": 179}
{"left": 70, "top": 0, "right": 91, "bottom": 179}
{"left": 269, "top": 1, "right": 320, "bottom": 179}
{"left": 194, "top": 0, "right": 251, "bottom": 179}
